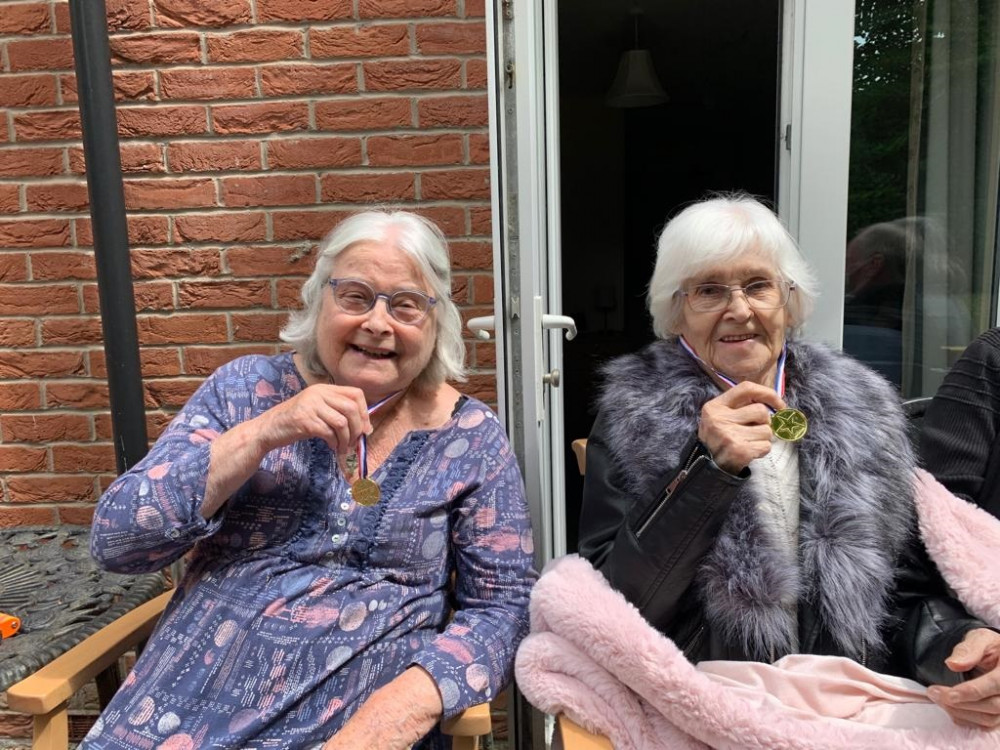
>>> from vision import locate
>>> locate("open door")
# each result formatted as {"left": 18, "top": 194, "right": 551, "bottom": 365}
{"left": 480, "top": 0, "right": 573, "bottom": 745}
{"left": 480, "top": 0, "right": 573, "bottom": 573}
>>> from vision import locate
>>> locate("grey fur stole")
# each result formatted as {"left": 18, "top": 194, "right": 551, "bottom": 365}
{"left": 596, "top": 338, "right": 917, "bottom": 661}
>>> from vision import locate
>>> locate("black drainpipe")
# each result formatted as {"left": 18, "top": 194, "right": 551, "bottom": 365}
{"left": 69, "top": 0, "right": 148, "bottom": 473}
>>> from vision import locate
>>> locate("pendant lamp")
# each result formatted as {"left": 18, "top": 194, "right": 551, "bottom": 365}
{"left": 606, "top": 8, "right": 668, "bottom": 108}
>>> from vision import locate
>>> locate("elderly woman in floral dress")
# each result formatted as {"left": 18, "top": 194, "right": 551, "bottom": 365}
{"left": 84, "top": 211, "right": 536, "bottom": 749}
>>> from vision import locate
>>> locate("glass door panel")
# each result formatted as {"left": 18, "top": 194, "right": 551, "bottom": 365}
{"left": 844, "top": 0, "right": 1000, "bottom": 396}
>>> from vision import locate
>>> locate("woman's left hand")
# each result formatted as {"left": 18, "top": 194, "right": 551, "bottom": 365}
{"left": 323, "top": 666, "right": 444, "bottom": 750}
{"left": 928, "top": 628, "right": 1000, "bottom": 729}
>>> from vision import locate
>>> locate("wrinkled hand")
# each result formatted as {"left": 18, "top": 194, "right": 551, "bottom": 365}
{"left": 323, "top": 667, "right": 443, "bottom": 750}
{"left": 200, "top": 383, "right": 373, "bottom": 519}
{"left": 928, "top": 628, "right": 1000, "bottom": 729}
{"left": 698, "top": 381, "right": 785, "bottom": 475}
{"left": 254, "top": 384, "right": 371, "bottom": 460}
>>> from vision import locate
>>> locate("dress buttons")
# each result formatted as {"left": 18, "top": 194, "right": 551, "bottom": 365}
{"left": 331, "top": 534, "right": 341, "bottom": 543}
{"left": 336, "top": 518, "right": 346, "bottom": 527}
{"left": 340, "top": 502, "right": 350, "bottom": 511}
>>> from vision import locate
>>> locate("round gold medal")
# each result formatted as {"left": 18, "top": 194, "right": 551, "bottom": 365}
{"left": 770, "top": 408, "right": 808, "bottom": 442}
{"left": 351, "top": 477, "right": 381, "bottom": 506}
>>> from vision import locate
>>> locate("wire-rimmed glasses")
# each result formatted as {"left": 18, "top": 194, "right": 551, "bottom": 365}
{"left": 677, "top": 279, "right": 795, "bottom": 313}
{"left": 328, "top": 278, "right": 437, "bottom": 325}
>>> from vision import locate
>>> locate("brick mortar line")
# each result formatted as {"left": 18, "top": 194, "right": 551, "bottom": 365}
{"left": 0, "top": 194, "right": 492, "bottom": 213}
{"left": 1, "top": 91, "right": 487, "bottom": 111}
{"left": 0, "top": 128, "right": 488, "bottom": 150}
{"left": 1, "top": 54, "right": 483, "bottom": 76}
{"left": 53, "top": 17, "right": 483, "bottom": 40}
{"left": 3, "top": 164, "right": 491, "bottom": 177}
{"left": 0, "top": 168, "right": 490, "bottom": 186}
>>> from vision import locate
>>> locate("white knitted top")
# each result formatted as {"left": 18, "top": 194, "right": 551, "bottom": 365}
{"left": 748, "top": 436, "right": 801, "bottom": 650}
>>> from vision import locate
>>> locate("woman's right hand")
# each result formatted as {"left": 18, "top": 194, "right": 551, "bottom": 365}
{"left": 253, "top": 384, "right": 372, "bottom": 458}
{"left": 698, "top": 381, "right": 785, "bottom": 474}
{"left": 199, "top": 385, "right": 371, "bottom": 521}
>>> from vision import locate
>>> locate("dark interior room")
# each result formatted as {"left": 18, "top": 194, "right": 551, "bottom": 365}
{"left": 557, "top": 0, "right": 781, "bottom": 550}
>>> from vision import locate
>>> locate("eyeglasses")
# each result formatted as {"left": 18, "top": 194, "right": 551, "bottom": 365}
{"left": 677, "top": 279, "right": 795, "bottom": 313}
{"left": 328, "top": 278, "right": 437, "bottom": 325}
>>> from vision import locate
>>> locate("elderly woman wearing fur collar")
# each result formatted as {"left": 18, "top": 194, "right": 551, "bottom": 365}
{"left": 578, "top": 194, "right": 1000, "bottom": 730}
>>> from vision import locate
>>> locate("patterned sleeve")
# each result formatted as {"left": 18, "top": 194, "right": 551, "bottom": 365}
{"left": 410, "top": 411, "right": 538, "bottom": 719}
{"left": 90, "top": 356, "right": 264, "bottom": 574}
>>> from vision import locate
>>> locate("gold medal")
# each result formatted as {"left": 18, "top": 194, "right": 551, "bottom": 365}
{"left": 770, "top": 408, "right": 808, "bottom": 442}
{"left": 351, "top": 477, "right": 381, "bottom": 506}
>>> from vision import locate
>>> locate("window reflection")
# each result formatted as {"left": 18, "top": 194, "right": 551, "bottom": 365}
{"left": 844, "top": 0, "right": 1000, "bottom": 397}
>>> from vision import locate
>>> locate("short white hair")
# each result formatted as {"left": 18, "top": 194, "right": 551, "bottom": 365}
{"left": 648, "top": 193, "right": 819, "bottom": 338}
{"left": 280, "top": 210, "right": 466, "bottom": 390}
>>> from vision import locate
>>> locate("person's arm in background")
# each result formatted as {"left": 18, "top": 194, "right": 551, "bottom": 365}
{"left": 889, "top": 530, "right": 989, "bottom": 685}
{"left": 920, "top": 328, "right": 1000, "bottom": 517}
{"left": 913, "top": 328, "right": 1000, "bottom": 728}
{"left": 889, "top": 531, "right": 1000, "bottom": 729}
{"left": 894, "top": 536, "right": 1000, "bottom": 730}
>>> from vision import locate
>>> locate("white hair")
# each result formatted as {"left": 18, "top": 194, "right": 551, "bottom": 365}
{"left": 280, "top": 210, "right": 466, "bottom": 390}
{"left": 648, "top": 193, "right": 819, "bottom": 338}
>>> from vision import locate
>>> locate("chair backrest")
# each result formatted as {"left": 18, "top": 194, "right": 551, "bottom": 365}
{"left": 571, "top": 439, "right": 588, "bottom": 476}
{"left": 902, "top": 396, "right": 932, "bottom": 455}
{"left": 902, "top": 396, "right": 932, "bottom": 423}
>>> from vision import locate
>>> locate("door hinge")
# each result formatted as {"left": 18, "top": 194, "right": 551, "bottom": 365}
{"left": 502, "top": 0, "right": 513, "bottom": 20}
{"left": 784, "top": 123, "right": 791, "bottom": 151}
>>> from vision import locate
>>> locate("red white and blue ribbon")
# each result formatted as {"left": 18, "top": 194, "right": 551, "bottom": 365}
{"left": 354, "top": 391, "right": 402, "bottom": 480}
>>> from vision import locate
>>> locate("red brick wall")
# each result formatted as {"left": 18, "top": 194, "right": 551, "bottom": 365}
{"left": 0, "top": 0, "right": 498, "bottom": 534}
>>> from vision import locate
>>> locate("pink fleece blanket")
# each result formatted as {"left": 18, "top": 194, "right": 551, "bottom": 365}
{"left": 515, "top": 470, "right": 1000, "bottom": 749}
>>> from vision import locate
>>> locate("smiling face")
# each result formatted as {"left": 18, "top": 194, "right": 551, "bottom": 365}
{"left": 315, "top": 241, "right": 437, "bottom": 402}
{"left": 674, "top": 255, "right": 789, "bottom": 387}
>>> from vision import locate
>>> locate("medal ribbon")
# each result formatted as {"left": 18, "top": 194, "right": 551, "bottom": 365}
{"left": 354, "top": 391, "right": 402, "bottom": 481}
{"left": 677, "top": 335, "right": 788, "bottom": 406}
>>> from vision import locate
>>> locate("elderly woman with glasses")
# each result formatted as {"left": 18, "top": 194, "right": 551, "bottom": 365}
{"left": 578, "top": 194, "right": 1000, "bottom": 729}
{"left": 85, "top": 211, "right": 536, "bottom": 749}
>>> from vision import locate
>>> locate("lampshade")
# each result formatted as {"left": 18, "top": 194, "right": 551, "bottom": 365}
{"left": 606, "top": 49, "right": 668, "bottom": 108}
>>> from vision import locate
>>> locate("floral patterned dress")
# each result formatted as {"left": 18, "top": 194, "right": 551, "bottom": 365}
{"left": 82, "top": 352, "right": 536, "bottom": 750}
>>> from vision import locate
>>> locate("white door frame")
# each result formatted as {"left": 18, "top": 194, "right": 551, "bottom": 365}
{"left": 485, "top": 1, "right": 569, "bottom": 746}
{"left": 778, "top": 0, "right": 856, "bottom": 348}
{"left": 485, "top": 0, "right": 570, "bottom": 568}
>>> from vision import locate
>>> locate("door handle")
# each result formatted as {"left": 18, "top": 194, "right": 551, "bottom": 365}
{"left": 540, "top": 314, "right": 577, "bottom": 340}
{"left": 466, "top": 315, "right": 496, "bottom": 341}
{"left": 468, "top": 314, "right": 576, "bottom": 341}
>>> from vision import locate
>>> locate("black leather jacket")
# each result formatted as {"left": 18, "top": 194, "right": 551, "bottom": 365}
{"left": 578, "top": 410, "right": 986, "bottom": 687}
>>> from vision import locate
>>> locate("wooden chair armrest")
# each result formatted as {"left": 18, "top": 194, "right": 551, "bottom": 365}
{"left": 440, "top": 701, "right": 491, "bottom": 736}
{"left": 556, "top": 714, "right": 613, "bottom": 750}
{"left": 7, "top": 590, "right": 172, "bottom": 716}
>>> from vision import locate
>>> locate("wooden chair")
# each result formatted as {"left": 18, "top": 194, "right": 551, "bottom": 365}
{"left": 571, "top": 438, "right": 588, "bottom": 476}
{"left": 555, "top": 714, "right": 613, "bottom": 750}
{"left": 7, "top": 590, "right": 491, "bottom": 750}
